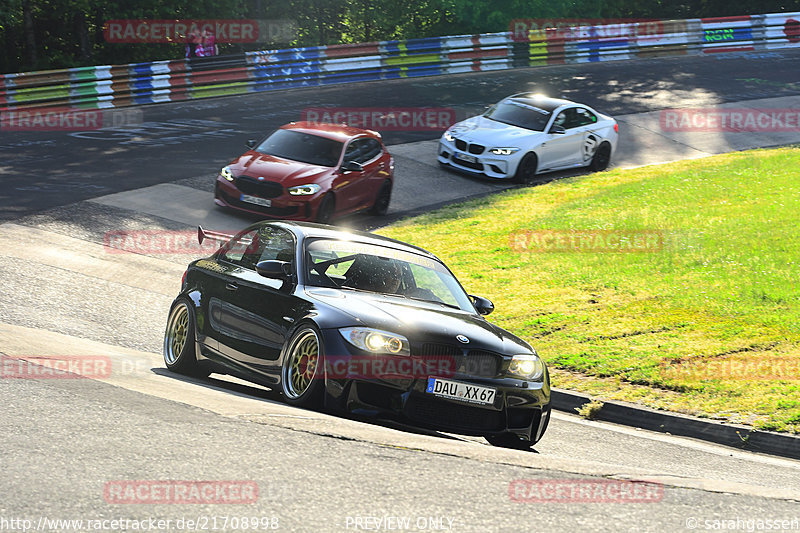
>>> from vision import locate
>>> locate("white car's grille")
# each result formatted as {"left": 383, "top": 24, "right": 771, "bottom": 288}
{"left": 453, "top": 138, "right": 485, "bottom": 155}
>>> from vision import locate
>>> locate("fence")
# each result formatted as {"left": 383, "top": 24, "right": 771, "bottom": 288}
{"left": 1, "top": 12, "right": 798, "bottom": 112}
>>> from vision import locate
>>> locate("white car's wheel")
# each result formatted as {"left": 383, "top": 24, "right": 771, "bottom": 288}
{"left": 590, "top": 142, "right": 612, "bottom": 172}
{"left": 513, "top": 153, "right": 538, "bottom": 184}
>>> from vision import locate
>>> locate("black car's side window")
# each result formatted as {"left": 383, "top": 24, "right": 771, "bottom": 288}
{"left": 221, "top": 229, "right": 261, "bottom": 269}
{"left": 221, "top": 227, "right": 295, "bottom": 271}
{"left": 257, "top": 227, "right": 296, "bottom": 265}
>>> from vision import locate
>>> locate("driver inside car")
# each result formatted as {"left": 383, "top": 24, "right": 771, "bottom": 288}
{"left": 344, "top": 255, "right": 402, "bottom": 294}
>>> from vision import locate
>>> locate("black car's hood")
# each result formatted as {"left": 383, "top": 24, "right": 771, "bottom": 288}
{"left": 305, "top": 287, "right": 533, "bottom": 355}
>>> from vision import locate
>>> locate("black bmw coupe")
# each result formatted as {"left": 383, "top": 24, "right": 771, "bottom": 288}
{"left": 164, "top": 221, "right": 550, "bottom": 448}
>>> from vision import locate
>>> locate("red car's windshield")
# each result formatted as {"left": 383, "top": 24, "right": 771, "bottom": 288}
{"left": 255, "top": 129, "right": 344, "bottom": 167}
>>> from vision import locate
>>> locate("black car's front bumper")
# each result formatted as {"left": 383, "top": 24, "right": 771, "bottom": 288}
{"left": 320, "top": 330, "right": 551, "bottom": 443}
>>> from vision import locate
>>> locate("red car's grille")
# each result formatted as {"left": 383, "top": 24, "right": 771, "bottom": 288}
{"left": 217, "top": 188, "right": 299, "bottom": 216}
{"left": 235, "top": 176, "right": 284, "bottom": 198}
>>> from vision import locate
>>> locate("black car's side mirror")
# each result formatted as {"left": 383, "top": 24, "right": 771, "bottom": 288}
{"left": 256, "top": 260, "right": 291, "bottom": 280}
{"left": 469, "top": 295, "right": 494, "bottom": 316}
{"left": 341, "top": 160, "right": 364, "bottom": 172}
{"left": 549, "top": 125, "right": 566, "bottom": 135}
{"left": 246, "top": 139, "right": 257, "bottom": 149}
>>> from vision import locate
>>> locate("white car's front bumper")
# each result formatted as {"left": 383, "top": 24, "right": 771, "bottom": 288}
{"left": 437, "top": 139, "right": 523, "bottom": 179}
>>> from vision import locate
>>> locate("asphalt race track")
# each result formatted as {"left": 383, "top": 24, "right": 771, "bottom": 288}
{"left": 2, "top": 50, "right": 800, "bottom": 532}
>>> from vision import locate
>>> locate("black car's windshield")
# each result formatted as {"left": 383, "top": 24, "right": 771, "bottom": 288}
{"left": 305, "top": 239, "right": 474, "bottom": 312}
{"left": 255, "top": 129, "right": 343, "bottom": 167}
{"left": 484, "top": 99, "right": 552, "bottom": 131}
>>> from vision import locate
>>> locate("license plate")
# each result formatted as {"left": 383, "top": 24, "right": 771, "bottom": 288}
{"left": 426, "top": 377, "right": 496, "bottom": 406}
{"left": 241, "top": 194, "right": 271, "bottom": 207}
{"left": 454, "top": 153, "right": 477, "bottom": 164}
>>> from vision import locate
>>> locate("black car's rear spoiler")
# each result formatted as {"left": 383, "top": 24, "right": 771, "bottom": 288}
{"left": 198, "top": 226, "right": 235, "bottom": 246}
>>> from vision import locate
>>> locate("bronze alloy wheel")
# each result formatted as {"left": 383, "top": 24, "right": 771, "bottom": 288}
{"left": 164, "top": 301, "right": 190, "bottom": 366}
{"left": 283, "top": 328, "right": 320, "bottom": 400}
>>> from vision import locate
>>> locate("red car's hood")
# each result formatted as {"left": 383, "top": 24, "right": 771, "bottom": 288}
{"left": 232, "top": 152, "right": 332, "bottom": 184}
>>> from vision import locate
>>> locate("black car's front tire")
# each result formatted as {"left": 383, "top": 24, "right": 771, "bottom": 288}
{"left": 281, "top": 324, "right": 325, "bottom": 407}
{"left": 163, "top": 298, "right": 207, "bottom": 376}
{"left": 485, "top": 432, "right": 535, "bottom": 450}
{"left": 485, "top": 404, "right": 550, "bottom": 449}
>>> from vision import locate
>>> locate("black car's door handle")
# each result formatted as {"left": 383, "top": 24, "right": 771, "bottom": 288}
{"left": 225, "top": 283, "right": 239, "bottom": 291}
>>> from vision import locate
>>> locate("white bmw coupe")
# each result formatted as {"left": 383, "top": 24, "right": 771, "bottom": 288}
{"left": 438, "top": 93, "right": 619, "bottom": 183}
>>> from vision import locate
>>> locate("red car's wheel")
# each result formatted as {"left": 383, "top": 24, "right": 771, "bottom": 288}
{"left": 316, "top": 194, "right": 335, "bottom": 224}
{"left": 370, "top": 180, "right": 392, "bottom": 216}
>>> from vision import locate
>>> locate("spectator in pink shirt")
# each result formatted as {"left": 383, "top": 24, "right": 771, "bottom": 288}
{"left": 196, "top": 29, "right": 218, "bottom": 57}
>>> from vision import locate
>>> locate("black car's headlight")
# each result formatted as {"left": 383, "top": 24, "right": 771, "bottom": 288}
{"left": 339, "top": 327, "right": 410, "bottom": 356}
{"left": 489, "top": 147, "right": 520, "bottom": 155}
{"left": 220, "top": 166, "right": 234, "bottom": 181}
{"left": 508, "top": 354, "right": 544, "bottom": 380}
{"left": 288, "top": 184, "right": 322, "bottom": 196}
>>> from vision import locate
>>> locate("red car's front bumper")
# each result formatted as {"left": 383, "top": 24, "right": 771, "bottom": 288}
{"left": 214, "top": 176, "right": 324, "bottom": 221}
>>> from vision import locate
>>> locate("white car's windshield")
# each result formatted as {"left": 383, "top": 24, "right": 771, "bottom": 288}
{"left": 305, "top": 239, "right": 474, "bottom": 312}
{"left": 484, "top": 99, "right": 552, "bottom": 131}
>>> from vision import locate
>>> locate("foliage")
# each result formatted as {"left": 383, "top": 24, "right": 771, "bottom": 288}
{"left": 3, "top": 0, "right": 800, "bottom": 73}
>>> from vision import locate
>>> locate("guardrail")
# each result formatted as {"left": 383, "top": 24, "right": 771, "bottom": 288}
{"left": 1, "top": 12, "right": 798, "bottom": 112}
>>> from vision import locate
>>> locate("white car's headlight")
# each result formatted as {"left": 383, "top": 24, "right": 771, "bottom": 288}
{"left": 339, "top": 327, "right": 410, "bottom": 356}
{"left": 489, "top": 147, "right": 520, "bottom": 156}
{"left": 287, "top": 184, "right": 322, "bottom": 196}
{"left": 508, "top": 354, "right": 544, "bottom": 380}
{"left": 220, "top": 166, "right": 234, "bottom": 181}
{"left": 444, "top": 131, "right": 455, "bottom": 142}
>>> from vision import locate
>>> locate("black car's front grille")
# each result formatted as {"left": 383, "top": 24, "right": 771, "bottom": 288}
{"left": 454, "top": 139, "right": 467, "bottom": 151}
{"left": 418, "top": 343, "right": 461, "bottom": 357}
{"left": 464, "top": 350, "right": 501, "bottom": 378}
{"left": 404, "top": 395, "right": 505, "bottom": 432}
{"left": 234, "top": 176, "right": 284, "bottom": 198}
{"left": 414, "top": 344, "right": 500, "bottom": 378}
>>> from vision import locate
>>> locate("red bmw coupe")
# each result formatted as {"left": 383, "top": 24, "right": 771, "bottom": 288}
{"left": 214, "top": 122, "right": 394, "bottom": 223}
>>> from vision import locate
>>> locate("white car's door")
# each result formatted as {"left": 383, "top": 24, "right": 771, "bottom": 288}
{"left": 537, "top": 108, "right": 585, "bottom": 170}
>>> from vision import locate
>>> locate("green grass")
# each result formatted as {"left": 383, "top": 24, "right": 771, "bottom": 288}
{"left": 378, "top": 147, "right": 800, "bottom": 433}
